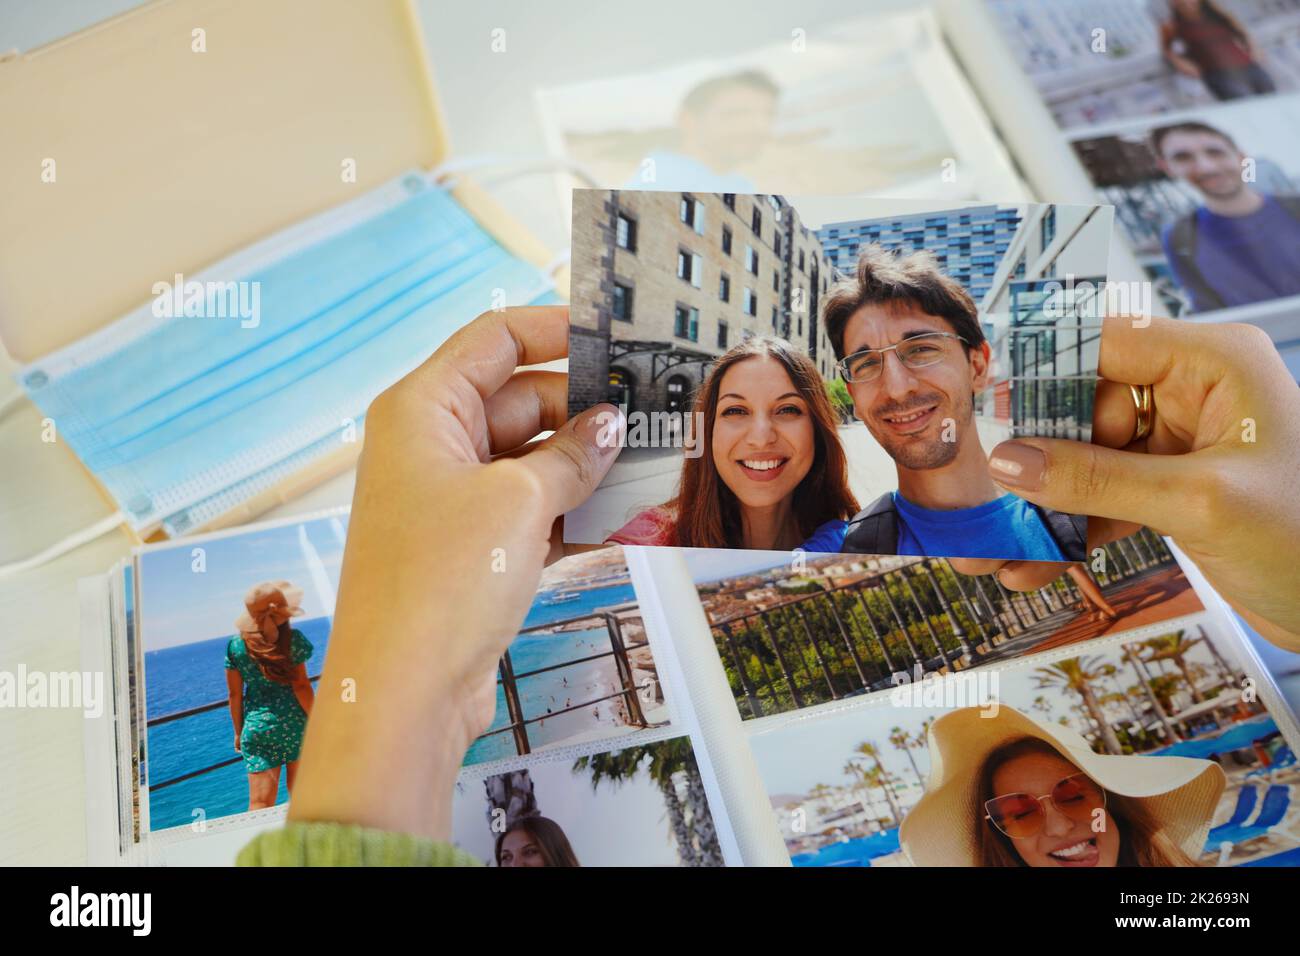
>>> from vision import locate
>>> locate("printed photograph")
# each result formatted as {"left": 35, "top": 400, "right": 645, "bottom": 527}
{"left": 136, "top": 516, "right": 666, "bottom": 832}
{"left": 464, "top": 546, "right": 671, "bottom": 765}
{"left": 1070, "top": 94, "right": 1300, "bottom": 316}
{"left": 686, "top": 534, "right": 1204, "bottom": 721}
{"left": 564, "top": 188, "right": 1112, "bottom": 562}
{"left": 535, "top": 9, "right": 1021, "bottom": 203}
{"left": 748, "top": 623, "right": 1300, "bottom": 867}
{"left": 450, "top": 737, "right": 724, "bottom": 866}
{"left": 988, "top": 0, "right": 1300, "bottom": 130}
{"left": 137, "top": 515, "right": 346, "bottom": 832}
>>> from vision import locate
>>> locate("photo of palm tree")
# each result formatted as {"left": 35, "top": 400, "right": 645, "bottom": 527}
{"left": 450, "top": 736, "right": 724, "bottom": 866}
{"left": 749, "top": 622, "right": 1300, "bottom": 866}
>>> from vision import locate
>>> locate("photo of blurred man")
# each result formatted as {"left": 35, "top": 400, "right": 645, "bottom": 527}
{"left": 1153, "top": 121, "right": 1300, "bottom": 313}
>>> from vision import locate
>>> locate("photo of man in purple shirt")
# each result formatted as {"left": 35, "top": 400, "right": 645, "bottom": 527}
{"left": 1153, "top": 121, "right": 1300, "bottom": 314}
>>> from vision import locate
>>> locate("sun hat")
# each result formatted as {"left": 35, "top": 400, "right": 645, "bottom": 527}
{"left": 898, "top": 705, "right": 1226, "bottom": 866}
{"left": 234, "top": 580, "right": 304, "bottom": 639}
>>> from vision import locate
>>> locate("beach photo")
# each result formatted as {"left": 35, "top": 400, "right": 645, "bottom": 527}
{"left": 137, "top": 514, "right": 346, "bottom": 832}
{"left": 686, "top": 535, "right": 1204, "bottom": 722}
{"left": 1070, "top": 93, "right": 1300, "bottom": 318}
{"left": 748, "top": 623, "right": 1300, "bottom": 867}
{"left": 451, "top": 736, "right": 724, "bottom": 866}
{"left": 463, "top": 545, "right": 671, "bottom": 766}
{"left": 988, "top": 0, "right": 1300, "bottom": 131}
{"left": 534, "top": 9, "right": 1021, "bottom": 204}
{"left": 565, "top": 189, "right": 1111, "bottom": 562}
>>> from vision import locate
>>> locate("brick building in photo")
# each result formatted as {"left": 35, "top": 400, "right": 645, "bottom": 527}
{"left": 568, "top": 188, "right": 836, "bottom": 419}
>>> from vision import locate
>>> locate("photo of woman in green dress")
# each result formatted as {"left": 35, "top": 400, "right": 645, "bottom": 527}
{"left": 225, "top": 580, "right": 316, "bottom": 812}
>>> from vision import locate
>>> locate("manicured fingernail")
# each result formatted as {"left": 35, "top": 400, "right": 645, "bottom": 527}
{"left": 586, "top": 403, "right": 624, "bottom": 455}
{"left": 989, "top": 441, "right": 1045, "bottom": 491}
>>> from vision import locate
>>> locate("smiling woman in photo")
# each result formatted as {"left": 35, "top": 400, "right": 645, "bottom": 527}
{"left": 899, "top": 706, "right": 1225, "bottom": 868}
{"left": 494, "top": 816, "right": 581, "bottom": 867}
{"left": 606, "top": 335, "right": 858, "bottom": 550}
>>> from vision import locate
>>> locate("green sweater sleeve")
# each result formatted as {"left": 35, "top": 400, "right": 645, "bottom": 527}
{"left": 237, "top": 821, "right": 483, "bottom": 867}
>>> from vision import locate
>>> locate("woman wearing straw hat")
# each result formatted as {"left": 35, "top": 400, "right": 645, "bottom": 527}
{"left": 899, "top": 705, "right": 1226, "bottom": 867}
{"left": 225, "top": 580, "right": 316, "bottom": 812}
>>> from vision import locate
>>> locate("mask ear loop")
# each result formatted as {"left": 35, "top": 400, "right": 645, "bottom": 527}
{"left": 428, "top": 154, "right": 585, "bottom": 291}
{"left": 426, "top": 154, "right": 599, "bottom": 191}
{"left": 0, "top": 510, "right": 127, "bottom": 580}
{"left": 0, "top": 387, "right": 128, "bottom": 576}
{"left": 542, "top": 249, "right": 570, "bottom": 280}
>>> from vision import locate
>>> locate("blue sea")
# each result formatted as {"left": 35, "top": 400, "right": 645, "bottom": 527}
{"left": 143, "top": 616, "right": 332, "bottom": 832}
{"left": 466, "top": 582, "right": 639, "bottom": 764}
{"left": 143, "top": 582, "right": 637, "bottom": 831}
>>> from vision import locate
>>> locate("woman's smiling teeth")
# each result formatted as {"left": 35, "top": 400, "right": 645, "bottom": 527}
{"left": 737, "top": 457, "right": 790, "bottom": 482}
{"left": 1048, "top": 838, "right": 1098, "bottom": 863}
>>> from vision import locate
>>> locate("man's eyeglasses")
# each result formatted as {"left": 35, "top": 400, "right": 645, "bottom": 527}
{"left": 837, "top": 331, "right": 968, "bottom": 384}
{"left": 984, "top": 772, "right": 1107, "bottom": 840}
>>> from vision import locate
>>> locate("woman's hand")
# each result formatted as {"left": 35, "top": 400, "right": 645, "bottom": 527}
{"left": 233, "top": 734, "right": 241, "bottom": 753}
{"left": 951, "top": 316, "right": 1300, "bottom": 652}
{"left": 288, "top": 306, "right": 622, "bottom": 840}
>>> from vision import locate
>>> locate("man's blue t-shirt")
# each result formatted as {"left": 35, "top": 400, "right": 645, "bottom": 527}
{"left": 1162, "top": 195, "right": 1300, "bottom": 312}
{"left": 800, "top": 492, "right": 1066, "bottom": 560}
{"left": 893, "top": 491, "right": 1065, "bottom": 561}
{"left": 802, "top": 519, "right": 849, "bottom": 554}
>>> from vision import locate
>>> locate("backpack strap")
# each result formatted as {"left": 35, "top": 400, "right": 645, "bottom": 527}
{"left": 1167, "top": 211, "right": 1227, "bottom": 313}
{"left": 842, "top": 492, "right": 899, "bottom": 555}
{"left": 1032, "top": 504, "right": 1089, "bottom": 562}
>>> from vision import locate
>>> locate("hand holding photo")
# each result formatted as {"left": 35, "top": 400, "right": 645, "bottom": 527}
{"left": 564, "top": 189, "right": 1113, "bottom": 562}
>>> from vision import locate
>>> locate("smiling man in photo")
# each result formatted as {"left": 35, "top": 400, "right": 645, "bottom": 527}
{"left": 805, "top": 244, "right": 1087, "bottom": 560}
{"left": 1153, "top": 121, "right": 1300, "bottom": 314}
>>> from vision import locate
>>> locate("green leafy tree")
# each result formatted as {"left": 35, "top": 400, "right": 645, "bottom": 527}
{"left": 1032, "top": 656, "right": 1125, "bottom": 755}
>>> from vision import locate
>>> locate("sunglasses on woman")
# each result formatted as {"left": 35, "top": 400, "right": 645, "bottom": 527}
{"left": 984, "top": 772, "right": 1107, "bottom": 840}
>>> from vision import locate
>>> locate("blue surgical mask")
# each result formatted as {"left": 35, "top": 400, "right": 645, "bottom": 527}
{"left": 19, "top": 173, "right": 557, "bottom": 534}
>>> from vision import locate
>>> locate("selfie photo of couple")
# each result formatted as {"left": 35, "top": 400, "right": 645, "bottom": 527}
{"left": 564, "top": 190, "right": 1111, "bottom": 562}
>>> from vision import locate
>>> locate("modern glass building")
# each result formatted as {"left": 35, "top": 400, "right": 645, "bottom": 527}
{"left": 816, "top": 205, "right": 1022, "bottom": 304}
{"left": 1005, "top": 277, "right": 1104, "bottom": 443}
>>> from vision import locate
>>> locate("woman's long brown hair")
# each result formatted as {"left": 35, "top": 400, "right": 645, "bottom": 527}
{"left": 973, "top": 737, "right": 1198, "bottom": 867}
{"left": 243, "top": 621, "right": 297, "bottom": 686}
{"left": 670, "top": 336, "right": 858, "bottom": 548}
{"left": 494, "top": 815, "right": 581, "bottom": 867}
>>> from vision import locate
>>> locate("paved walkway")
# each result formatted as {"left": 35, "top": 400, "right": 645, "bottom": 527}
{"left": 974, "top": 566, "right": 1205, "bottom": 667}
